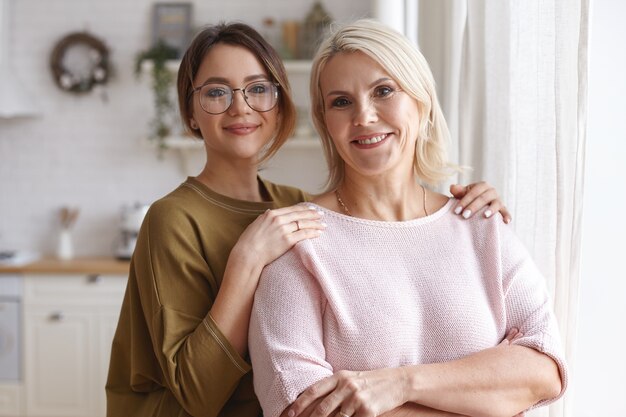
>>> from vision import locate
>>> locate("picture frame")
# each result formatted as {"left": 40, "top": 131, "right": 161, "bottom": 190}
{"left": 151, "top": 3, "right": 193, "bottom": 58}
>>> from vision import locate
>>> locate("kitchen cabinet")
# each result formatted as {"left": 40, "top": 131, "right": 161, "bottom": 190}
{"left": 22, "top": 274, "right": 126, "bottom": 417}
{"left": 23, "top": 275, "right": 126, "bottom": 417}
{"left": 24, "top": 305, "right": 93, "bottom": 416}
{"left": 0, "top": 258, "right": 129, "bottom": 417}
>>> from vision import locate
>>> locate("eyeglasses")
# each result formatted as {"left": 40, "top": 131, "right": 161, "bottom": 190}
{"left": 192, "top": 80, "right": 280, "bottom": 115}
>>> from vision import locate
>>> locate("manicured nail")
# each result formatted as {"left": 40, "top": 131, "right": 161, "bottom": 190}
{"left": 505, "top": 217, "right": 511, "bottom": 224}
{"left": 317, "top": 210, "right": 325, "bottom": 216}
{"left": 454, "top": 206, "right": 463, "bottom": 215}
{"left": 320, "top": 222, "right": 327, "bottom": 228}
{"left": 288, "top": 410, "right": 295, "bottom": 417}
{"left": 484, "top": 209, "right": 492, "bottom": 218}
{"left": 462, "top": 209, "right": 471, "bottom": 219}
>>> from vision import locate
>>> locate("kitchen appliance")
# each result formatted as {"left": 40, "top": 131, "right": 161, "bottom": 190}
{"left": 115, "top": 203, "right": 150, "bottom": 260}
{"left": 0, "top": 275, "right": 21, "bottom": 381}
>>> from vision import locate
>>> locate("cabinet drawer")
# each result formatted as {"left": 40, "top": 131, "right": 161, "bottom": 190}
{"left": 24, "top": 274, "right": 127, "bottom": 306}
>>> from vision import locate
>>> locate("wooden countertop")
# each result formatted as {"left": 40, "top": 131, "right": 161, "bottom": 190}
{"left": 0, "top": 257, "right": 131, "bottom": 275}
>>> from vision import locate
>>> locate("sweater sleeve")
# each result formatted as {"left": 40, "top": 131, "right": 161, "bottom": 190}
{"left": 498, "top": 220, "right": 568, "bottom": 407}
{"left": 248, "top": 245, "right": 334, "bottom": 417}
{"left": 133, "top": 203, "right": 250, "bottom": 417}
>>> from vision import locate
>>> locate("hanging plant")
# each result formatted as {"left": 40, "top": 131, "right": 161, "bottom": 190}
{"left": 134, "top": 40, "right": 179, "bottom": 153}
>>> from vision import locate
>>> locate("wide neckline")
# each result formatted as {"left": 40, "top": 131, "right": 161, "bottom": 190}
{"left": 304, "top": 198, "right": 456, "bottom": 228}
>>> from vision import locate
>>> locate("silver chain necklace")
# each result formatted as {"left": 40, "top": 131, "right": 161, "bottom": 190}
{"left": 334, "top": 185, "right": 429, "bottom": 217}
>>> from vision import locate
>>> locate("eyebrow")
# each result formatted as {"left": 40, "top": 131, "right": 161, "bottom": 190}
{"left": 325, "top": 77, "right": 394, "bottom": 97}
{"left": 198, "top": 74, "right": 269, "bottom": 87}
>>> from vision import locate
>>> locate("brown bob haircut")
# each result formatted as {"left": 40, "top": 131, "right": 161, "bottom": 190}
{"left": 177, "top": 22, "right": 297, "bottom": 163}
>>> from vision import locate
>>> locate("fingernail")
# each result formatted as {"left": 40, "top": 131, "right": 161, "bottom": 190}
{"left": 462, "top": 209, "right": 471, "bottom": 219}
{"left": 454, "top": 206, "right": 463, "bottom": 215}
{"left": 505, "top": 217, "right": 511, "bottom": 224}
{"left": 320, "top": 222, "right": 327, "bottom": 228}
{"left": 484, "top": 209, "right": 492, "bottom": 218}
{"left": 317, "top": 210, "right": 325, "bottom": 216}
{"left": 288, "top": 410, "right": 295, "bottom": 417}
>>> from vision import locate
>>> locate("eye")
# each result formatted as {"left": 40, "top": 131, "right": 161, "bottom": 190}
{"left": 330, "top": 97, "right": 351, "bottom": 108}
{"left": 204, "top": 86, "right": 229, "bottom": 99}
{"left": 247, "top": 82, "right": 269, "bottom": 95}
{"left": 373, "top": 85, "right": 395, "bottom": 98}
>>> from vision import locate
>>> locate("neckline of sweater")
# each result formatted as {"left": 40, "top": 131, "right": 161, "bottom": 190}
{"left": 305, "top": 198, "right": 456, "bottom": 228}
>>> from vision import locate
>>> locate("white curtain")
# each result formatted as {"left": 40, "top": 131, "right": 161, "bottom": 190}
{"left": 418, "top": 1, "right": 589, "bottom": 417}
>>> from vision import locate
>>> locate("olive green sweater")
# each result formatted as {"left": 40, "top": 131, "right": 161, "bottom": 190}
{"left": 106, "top": 177, "right": 308, "bottom": 417}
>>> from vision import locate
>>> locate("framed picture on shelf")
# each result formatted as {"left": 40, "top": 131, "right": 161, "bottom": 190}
{"left": 151, "top": 2, "right": 193, "bottom": 57}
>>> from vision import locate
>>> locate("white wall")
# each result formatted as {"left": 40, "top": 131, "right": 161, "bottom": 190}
{"left": 0, "top": 0, "right": 366, "bottom": 256}
{"left": 573, "top": 0, "right": 626, "bottom": 415}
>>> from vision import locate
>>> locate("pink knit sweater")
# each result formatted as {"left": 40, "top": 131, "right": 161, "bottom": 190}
{"left": 249, "top": 199, "right": 567, "bottom": 417}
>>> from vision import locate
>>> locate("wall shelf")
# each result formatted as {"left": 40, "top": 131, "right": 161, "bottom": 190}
{"left": 140, "top": 59, "right": 312, "bottom": 75}
{"left": 163, "top": 135, "right": 204, "bottom": 150}
{"left": 157, "top": 135, "right": 320, "bottom": 151}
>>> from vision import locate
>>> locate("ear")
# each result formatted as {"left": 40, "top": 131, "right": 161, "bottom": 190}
{"left": 189, "top": 118, "right": 199, "bottom": 130}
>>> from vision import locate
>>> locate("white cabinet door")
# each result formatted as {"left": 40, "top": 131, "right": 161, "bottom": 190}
{"left": 24, "top": 308, "right": 94, "bottom": 417}
{"left": 22, "top": 274, "right": 126, "bottom": 417}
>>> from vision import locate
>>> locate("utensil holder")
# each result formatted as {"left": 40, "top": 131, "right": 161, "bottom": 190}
{"left": 57, "top": 229, "right": 74, "bottom": 260}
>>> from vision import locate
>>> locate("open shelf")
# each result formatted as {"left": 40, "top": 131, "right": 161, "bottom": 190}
{"left": 158, "top": 135, "right": 320, "bottom": 151}
{"left": 141, "top": 59, "right": 311, "bottom": 75}
{"left": 163, "top": 135, "right": 204, "bottom": 150}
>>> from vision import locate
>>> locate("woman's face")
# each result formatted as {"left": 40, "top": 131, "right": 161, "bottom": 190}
{"left": 320, "top": 51, "right": 421, "bottom": 180}
{"left": 191, "top": 43, "right": 279, "bottom": 162}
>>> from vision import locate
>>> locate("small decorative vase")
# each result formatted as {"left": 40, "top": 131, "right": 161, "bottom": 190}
{"left": 300, "top": 1, "right": 333, "bottom": 59}
{"left": 57, "top": 229, "right": 74, "bottom": 260}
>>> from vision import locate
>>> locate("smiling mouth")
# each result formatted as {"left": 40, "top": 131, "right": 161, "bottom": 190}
{"left": 354, "top": 133, "right": 388, "bottom": 145}
{"left": 224, "top": 124, "right": 259, "bottom": 134}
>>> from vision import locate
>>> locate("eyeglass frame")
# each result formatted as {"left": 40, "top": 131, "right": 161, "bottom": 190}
{"left": 191, "top": 79, "right": 281, "bottom": 115}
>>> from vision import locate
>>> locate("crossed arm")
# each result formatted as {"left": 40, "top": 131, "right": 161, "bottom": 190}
{"left": 284, "top": 332, "right": 561, "bottom": 417}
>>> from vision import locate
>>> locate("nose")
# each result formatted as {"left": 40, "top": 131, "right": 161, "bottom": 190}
{"left": 228, "top": 89, "right": 251, "bottom": 115}
{"left": 352, "top": 98, "right": 378, "bottom": 126}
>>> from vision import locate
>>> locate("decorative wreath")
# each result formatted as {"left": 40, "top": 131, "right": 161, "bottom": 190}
{"left": 50, "top": 32, "right": 110, "bottom": 93}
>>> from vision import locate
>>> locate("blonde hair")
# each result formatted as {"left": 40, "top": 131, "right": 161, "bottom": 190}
{"left": 310, "top": 19, "right": 456, "bottom": 190}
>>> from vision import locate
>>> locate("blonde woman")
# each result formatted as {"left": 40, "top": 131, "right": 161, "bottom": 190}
{"left": 249, "top": 20, "right": 566, "bottom": 417}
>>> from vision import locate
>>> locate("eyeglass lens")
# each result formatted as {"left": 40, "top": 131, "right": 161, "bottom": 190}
{"left": 198, "top": 81, "right": 278, "bottom": 114}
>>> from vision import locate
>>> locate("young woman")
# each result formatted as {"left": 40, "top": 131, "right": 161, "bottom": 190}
{"left": 106, "top": 23, "right": 512, "bottom": 417}
{"left": 249, "top": 20, "right": 566, "bottom": 417}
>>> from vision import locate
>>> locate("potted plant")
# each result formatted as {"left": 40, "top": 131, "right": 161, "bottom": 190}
{"left": 134, "top": 40, "right": 179, "bottom": 153}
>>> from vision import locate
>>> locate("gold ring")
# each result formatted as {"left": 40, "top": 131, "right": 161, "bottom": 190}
{"left": 339, "top": 412, "right": 350, "bottom": 417}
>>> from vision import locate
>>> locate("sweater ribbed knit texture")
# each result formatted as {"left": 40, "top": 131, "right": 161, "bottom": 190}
{"left": 249, "top": 199, "right": 568, "bottom": 417}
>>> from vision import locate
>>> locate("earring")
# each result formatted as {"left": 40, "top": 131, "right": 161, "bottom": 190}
{"left": 190, "top": 120, "right": 198, "bottom": 130}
